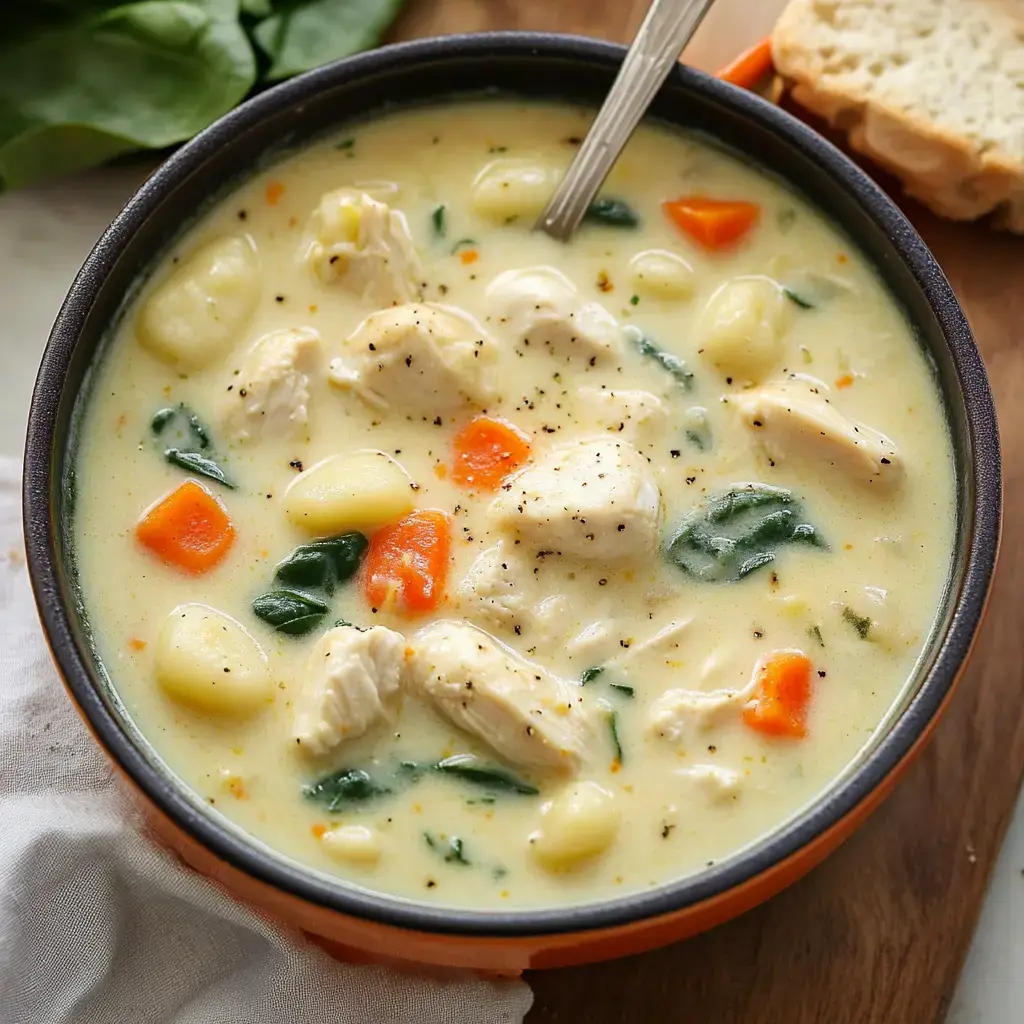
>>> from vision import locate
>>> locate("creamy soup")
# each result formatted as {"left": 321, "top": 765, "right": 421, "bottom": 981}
{"left": 74, "top": 100, "right": 955, "bottom": 910}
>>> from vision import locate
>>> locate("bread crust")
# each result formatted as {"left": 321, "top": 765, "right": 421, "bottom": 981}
{"left": 772, "top": 2, "right": 1024, "bottom": 232}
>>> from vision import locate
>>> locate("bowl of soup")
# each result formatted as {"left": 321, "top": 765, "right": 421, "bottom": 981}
{"left": 24, "top": 33, "right": 999, "bottom": 971}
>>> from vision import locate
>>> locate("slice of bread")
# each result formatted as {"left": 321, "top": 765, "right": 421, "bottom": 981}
{"left": 772, "top": 0, "right": 1024, "bottom": 231}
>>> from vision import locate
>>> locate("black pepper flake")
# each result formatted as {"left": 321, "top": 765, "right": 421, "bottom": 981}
{"left": 238, "top": 388, "right": 247, "bottom": 397}
{"left": 433, "top": 416, "right": 443, "bottom": 426}
{"left": 514, "top": 625, "right": 522, "bottom": 636}
{"left": 426, "top": 880, "right": 437, "bottom": 888}
{"left": 881, "top": 457, "right": 891, "bottom": 465}
{"left": 661, "top": 823, "right": 675, "bottom": 839}
{"left": 616, "top": 524, "right": 625, "bottom": 532}
{"left": 289, "top": 460, "right": 303, "bottom": 471}
{"left": 818, "top": 670, "right": 827, "bottom": 678}
{"left": 275, "top": 295, "right": 285, "bottom": 303}
{"left": 670, "top": 449, "right": 681, "bottom": 458}
{"left": 237, "top": 209, "right": 247, "bottom": 220}
{"left": 753, "top": 628, "right": 764, "bottom": 638}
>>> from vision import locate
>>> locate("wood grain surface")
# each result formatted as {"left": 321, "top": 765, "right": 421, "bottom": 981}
{"left": 390, "top": 3, "right": 1024, "bottom": 1021}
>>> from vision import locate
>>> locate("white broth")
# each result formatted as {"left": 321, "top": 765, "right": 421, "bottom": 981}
{"left": 74, "top": 100, "right": 955, "bottom": 909}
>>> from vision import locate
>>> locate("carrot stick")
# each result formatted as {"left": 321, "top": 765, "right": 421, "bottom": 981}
{"left": 742, "top": 649, "right": 813, "bottom": 738}
{"left": 716, "top": 38, "right": 774, "bottom": 91}
{"left": 364, "top": 510, "right": 451, "bottom": 615}
{"left": 136, "top": 480, "right": 235, "bottom": 575}
{"left": 451, "top": 415, "right": 532, "bottom": 491}
{"left": 663, "top": 197, "right": 760, "bottom": 250}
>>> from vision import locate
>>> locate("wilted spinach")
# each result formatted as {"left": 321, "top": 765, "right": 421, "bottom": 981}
{"left": 273, "top": 532, "right": 368, "bottom": 595}
{"left": 252, "top": 589, "right": 329, "bottom": 636}
{"left": 152, "top": 403, "right": 233, "bottom": 488}
{"left": 424, "top": 831, "right": 471, "bottom": 866}
{"left": 433, "top": 755, "right": 538, "bottom": 796}
{"left": 304, "top": 767, "right": 391, "bottom": 812}
{"left": 666, "top": 484, "right": 826, "bottom": 583}
{"left": 624, "top": 325, "right": 694, "bottom": 390}
{"left": 584, "top": 198, "right": 640, "bottom": 228}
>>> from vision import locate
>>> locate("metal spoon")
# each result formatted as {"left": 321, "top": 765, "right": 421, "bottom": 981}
{"left": 535, "top": 0, "right": 718, "bottom": 242}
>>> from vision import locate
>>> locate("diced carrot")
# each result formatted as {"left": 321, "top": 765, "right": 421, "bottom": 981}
{"left": 265, "top": 181, "right": 285, "bottom": 206}
{"left": 460, "top": 249, "right": 479, "bottom": 265}
{"left": 451, "top": 415, "right": 532, "bottom": 491}
{"left": 364, "top": 509, "right": 451, "bottom": 615}
{"left": 311, "top": 823, "right": 327, "bottom": 839}
{"left": 716, "top": 38, "right": 774, "bottom": 90}
{"left": 835, "top": 373, "right": 854, "bottom": 389}
{"left": 128, "top": 637, "right": 147, "bottom": 652}
{"left": 663, "top": 197, "right": 760, "bottom": 250}
{"left": 136, "top": 480, "right": 235, "bottom": 575}
{"left": 742, "top": 650, "right": 813, "bottom": 739}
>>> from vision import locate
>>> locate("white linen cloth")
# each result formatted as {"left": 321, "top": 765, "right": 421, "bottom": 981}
{"left": 0, "top": 457, "right": 532, "bottom": 1023}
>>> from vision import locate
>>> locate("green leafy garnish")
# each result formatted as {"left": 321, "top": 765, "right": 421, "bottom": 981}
{"left": 584, "top": 198, "right": 640, "bottom": 228}
{"left": 665, "top": 484, "right": 826, "bottom": 583}
{"left": 609, "top": 683, "right": 635, "bottom": 699}
{"left": 580, "top": 666, "right": 604, "bottom": 686}
{"left": 842, "top": 607, "right": 871, "bottom": 640}
{"left": 164, "top": 448, "right": 234, "bottom": 489}
{"left": 684, "top": 407, "right": 712, "bottom": 452}
{"left": 624, "top": 326, "right": 694, "bottom": 390}
{"left": 431, "top": 204, "right": 446, "bottom": 238}
{"left": 424, "top": 832, "right": 471, "bottom": 866}
{"left": 273, "top": 532, "right": 368, "bottom": 596}
{"left": 304, "top": 768, "right": 391, "bottom": 812}
{"left": 252, "top": 589, "right": 329, "bottom": 636}
{"left": 808, "top": 625, "right": 825, "bottom": 648}
{"left": 151, "top": 403, "right": 213, "bottom": 450}
{"left": 433, "top": 755, "right": 539, "bottom": 796}
{"left": 607, "top": 709, "right": 623, "bottom": 764}
{"left": 783, "top": 287, "right": 815, "bottom": 310}
{"left": 451, "top": 237, "right": 477, "bottom": 254}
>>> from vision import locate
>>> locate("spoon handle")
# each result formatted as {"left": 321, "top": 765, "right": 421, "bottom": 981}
{"left": 535, "top": 0, "right": 718, "bottom": 242}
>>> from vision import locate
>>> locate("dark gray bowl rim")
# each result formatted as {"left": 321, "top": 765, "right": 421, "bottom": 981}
{"left": 23, "top": 32, "right": 1001, "bottom": 939}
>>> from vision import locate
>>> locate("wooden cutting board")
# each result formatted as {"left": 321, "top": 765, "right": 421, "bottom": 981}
{"left": 388, "top": 4, "right": 1024, "bottom": 1020}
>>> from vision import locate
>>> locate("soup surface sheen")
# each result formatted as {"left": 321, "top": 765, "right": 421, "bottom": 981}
{"left": 75, "top": 100, "right": 955, "bottom": 910}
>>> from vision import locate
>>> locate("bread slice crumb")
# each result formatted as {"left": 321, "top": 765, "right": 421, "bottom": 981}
{"left": 772, "top": 0, "right": 1024, "bottom": 231}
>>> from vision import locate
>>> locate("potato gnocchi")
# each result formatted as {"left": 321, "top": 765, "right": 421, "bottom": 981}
{"left": 75, "top": 100, "right": 954, "bottom": 911}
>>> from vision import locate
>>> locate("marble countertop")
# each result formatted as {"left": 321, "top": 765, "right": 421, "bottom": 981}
{"left": 1, "top": 68, "right": 1019, "bottom": 1024}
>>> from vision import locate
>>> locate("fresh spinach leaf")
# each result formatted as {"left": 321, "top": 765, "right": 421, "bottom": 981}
{"left": 783, "top": 287, "right": 815, "bottom": 310}
{"left": 580, "top": 666, "right": 604, "bottom": 686}
{"left": 584, "top": 198, "right": 640, "bottom": 228}
{"left": 304, "top": 767, "right": 391, "bottom": 812}
{"left": 433, "top": 755, "right": 539, "bottom": 796}
{"left": 164, "top": 448, "right": 234, "bottom": 489}
{"left": 0, "top": 0, "right": 256, "bottom": 189}
{"left": 607, "top": 708, "right": 623, "bottom": 765}
{"left": 609, "top": 683, "right": 635, "bottom": 699}
{"left": 252, "top": 588, "right": 329, "bottom": 636}
{"left": 842, "top": 607, "right": 871, "bottom": 640}
{"left": 431, "top": 204, "right": 446, "bottom": 238}
{"left": 273, "top": 532, "right": 368, "bottom": 595}
{"left": 252, "top": 0, "right": 405, "bottom": 81}
{"left": 624, "top": 325, "right": 694, "bottom": 390}
{"left": 151, "top": 403, "right": 213, "bottom": 450}
{"left": 424, "top": 831, "right": 471, "bottom": 866}
{"left": 665, "top": 483, "right": 826, "bottom": 583}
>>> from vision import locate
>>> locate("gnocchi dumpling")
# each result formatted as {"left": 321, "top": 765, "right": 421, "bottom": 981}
{"left": 136, "top": 235, "right": 260, "bottom": 371}
{"left": 301, "top": 189, "right": 423, "bottom": 306}
{"left": 528, "top": 781, "right": 620, "bottom": 872}
{"left": 698, "top": 275, "right": 789, "bottom": 383}
{"left": 471, "top": 158, "right": 563, "bottom": 222}
{"left": 328, "top": 303, "right": 497, "bottom": 413}
{"left": 628, "top": 248, "right": 695, "bottom": 299}
{"left": 155, "top": 604, "right": 272, "bottom": 716}
{"left": 321, "top": 824, "right": 383, "bottom": 866}
{"left": 222, "top": 326, "right": 322, "bottom": 444}
{"left": 283, "top": 450, "right": 414, "bottom": 534}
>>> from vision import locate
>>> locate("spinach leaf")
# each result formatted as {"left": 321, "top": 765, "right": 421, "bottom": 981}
{"left": 684, "top": 407, "right": 712, "bottom": 452}
{"left": 609, "top": 683, "right": 635, "bottom": 699}
{"left": 783, "top": 287, "right": 815, "bottom": 310}
{"left": 584, "top": 198, "right": 640, "bottom": 228}
{"left": 808, "top": 624, "right": 825, "bottom": 648}
{"left": 273, "top": 532, "right": 368, "bottom": 595}
{"left": 433, "top": 755, "right": 539, "bottom": 796}
{"left": 164, "top": 448, "right": 235, "bottom": 489}
{"left": 451, "top": 237, "right": 477, "bottom": 254}
{"left": 624, "top": 325, "right": 694, "bottom": 390}
{"left": 304, "top": 767, "right": 390, "bottom": 812}
{"left": 252, "top": 589, "right": 329, "bottom": 636}
{"left": 252, "top": 0, "right": 405, "bottom": 81}
{"left": 607, "top": 708, "right": 623, "bottom": 765}
{"left": 842, "top": 607, "right": 871, "bottom": 640}
{"left": 0, "top": 0, "right": 256, "bottom": 189}
{"left": 580, "top": 666, "right": 604, "bottom": 685}
{"left": 431, "top": 204, "right": 446, "bottom": 238}
{"left": 152, "top": 403, "right": 213, "bottom": 450}
{"left": 424, "top": 831, "right": 471, "bottom": 866}
{"left": 666, "top": 483, "right": 826, "bottom": 583}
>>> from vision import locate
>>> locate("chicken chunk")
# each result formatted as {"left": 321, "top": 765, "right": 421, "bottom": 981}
{"left": 733, "top": 378, "right": 903, "bottom": 487}
{"left": 293, "top": 625, "right": 406, "bottom": 757}
{"left": 486, "top": 266, "right": 621, "bottom": 364}
{"left": 222, "top": 327, "right": 322, "bottom": 443}
{"left": 301, "top": 189, "right": 423, "bottom": 306}
{"left": 408, "top": 620, "right": 591, "bottom": 773}
{"left": 647, "top": 680, "right": 757, "bottom": 743}
{"left": 328, "top": 303, "right": 497, "bottom": 413}
{"left": 454, "top": 543, "right": 525, "bottom": 631}
{"left": 575, "top": 388, "right": 670, "bottom": 445}
{"left": 490, "top": 437, "right": 661, "bottom": 561}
